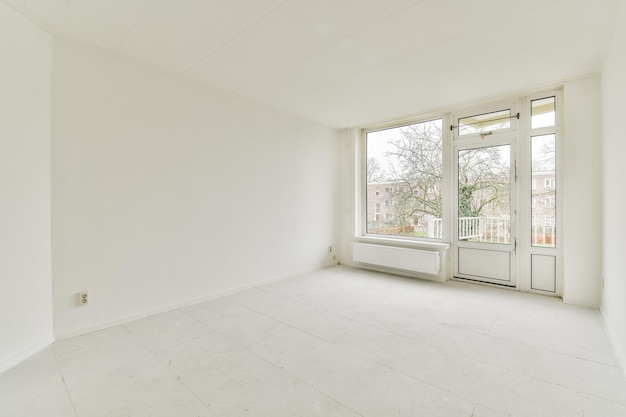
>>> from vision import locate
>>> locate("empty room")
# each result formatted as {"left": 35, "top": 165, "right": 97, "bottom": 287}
{"left": 1, "top": 0, "right": 626, "bottom": 416}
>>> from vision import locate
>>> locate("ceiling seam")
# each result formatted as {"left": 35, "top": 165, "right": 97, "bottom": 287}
{"left": 115, "top": 0, "right": 156, "bottom": 50}
{"left": 217, "top": 0, "right": 428, "bottom": 93}
{"left": 180, "top": 0, "right": 292, "bottom": 77}
{"left": 243, "top": 1, "right": 557, "bottom": 104}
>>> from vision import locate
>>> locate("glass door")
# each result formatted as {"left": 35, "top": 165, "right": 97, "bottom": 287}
{"left": 453, "top": 109, "right": 517, "bottom": 285}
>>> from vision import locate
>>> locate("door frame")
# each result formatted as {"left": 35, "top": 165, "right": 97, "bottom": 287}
{"left": 451, "top": 101, "right": 520, "bottom": 287}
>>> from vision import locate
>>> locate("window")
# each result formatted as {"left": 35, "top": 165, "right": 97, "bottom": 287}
{"left": 365, "top": 118, "right": 443, "bottom": 238}
{"left": 357, "top": 90, "right": 561, "bottom": 292}
{"left": 531, "top": 97, "right": 556, "bottom": 129}
{"left": 375, "top": 191, "right": 380, "bottom": 196}
{"left": 458, "top": 109, "right": 512, "bottom": 136}
{"left": 530, "top": 95, "right": 557, "bottom": 248}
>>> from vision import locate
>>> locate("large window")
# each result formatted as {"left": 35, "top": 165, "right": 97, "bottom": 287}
{"left": 365, "top": 119, "right": 443, "bottom": 238}
{"left": 357, "top": 91, "right": 561, "bottom": 293}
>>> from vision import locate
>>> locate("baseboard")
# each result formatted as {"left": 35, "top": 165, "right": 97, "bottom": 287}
{"left": 55, "top": 264, "right": 331, "bottom": 342}
{"left": 0, "top": 336, "right": 54, "bottom": 374}
{"left": 599, "top": 307, "right": 626, "bottom": 377}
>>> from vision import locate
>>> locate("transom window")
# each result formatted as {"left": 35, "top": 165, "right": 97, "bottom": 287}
{"left": 458, "top": 109, "right": 512, "bottom": 136}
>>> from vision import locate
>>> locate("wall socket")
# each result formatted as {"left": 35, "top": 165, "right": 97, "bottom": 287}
{"left": 78, "top": 291, "right": 89, "bottom": 306}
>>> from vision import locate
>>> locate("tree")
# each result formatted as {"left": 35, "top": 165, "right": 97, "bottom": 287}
{"left": 457, "top": 146, "right": 510, "bottom": 218}
{"left": 532, "top": 136, "right": 555, "bottom": 172}
{"left": 377, "top": 120, "right": 443, "bottom": 235}
{"left": 366, "top": 157, "right": 383, "bottom": 183}
{"left": 366, "top": 119, "right": 511, "bottom": 237}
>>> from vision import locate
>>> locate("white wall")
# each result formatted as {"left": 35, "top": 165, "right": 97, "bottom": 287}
{"left": 601, "top": 0, "right": 626, "bottom": 369}
{"left": 562, "top": 76, "right": 603, "bottom": 307}
{"left": 52, "top": 40, "right": 339, "bottom": 338}
{"left": 0, "top": 3, "right": 53, "bottom": 372}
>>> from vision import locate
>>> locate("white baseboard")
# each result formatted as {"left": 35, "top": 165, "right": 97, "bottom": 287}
{"left": 599, "top": 307, "right": 626, "bottom": 378}
{"left": 0, "top": 336, "right": 54, "bottom": 374}
{"left": 55, "top": 264, "right": 331, "bottom": 342}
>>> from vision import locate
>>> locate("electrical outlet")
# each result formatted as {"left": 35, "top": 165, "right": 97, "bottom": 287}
{"left": 78, "top": 291, "right": 89, "bottom": 306}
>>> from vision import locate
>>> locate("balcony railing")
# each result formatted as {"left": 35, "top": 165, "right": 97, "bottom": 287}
{"left": 458, "top": 216, "right": 510, "bottom": 244}
{"left": 427, "top": 217, "right": 555, "bottom": 247}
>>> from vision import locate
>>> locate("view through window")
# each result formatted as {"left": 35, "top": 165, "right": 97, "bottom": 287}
{"left": 366, "top": 119, "right": 443, "bottom": 238}
{"left": 457, "top": 145, "right": 511, "bottom": 245}
{"left": 364, "top": 95, "right": 557, "bottom": 246}
{"left": 531, "top": 96, "right": 557, "bottom": 248}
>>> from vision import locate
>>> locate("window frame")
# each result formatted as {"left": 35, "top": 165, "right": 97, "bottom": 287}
{"left": 524, "top": 90, "right": 562, "bottom": 294}
{"left": 356, "top": 112, "right": 452, "bottom": 248}
{"left": 350, "top": 88, "right": 562, "bottom": 295}
{"left": 528, "top": 94, "right": 560, "bottom": 252}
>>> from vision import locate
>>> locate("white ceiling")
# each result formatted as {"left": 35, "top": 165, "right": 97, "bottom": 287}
{"left": 5, "top": 0, "right": 620, "bottom": 127}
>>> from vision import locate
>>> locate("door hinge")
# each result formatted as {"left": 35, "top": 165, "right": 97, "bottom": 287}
{"left": 514, "top": 238, "right": 517, "bottom": 251}
{"left": 514, "top": 160, "right": 518, "bottom": 182}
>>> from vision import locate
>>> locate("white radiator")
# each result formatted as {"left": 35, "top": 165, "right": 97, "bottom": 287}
{"left": 352, "top": 243, "right": 440, "bottom": 275}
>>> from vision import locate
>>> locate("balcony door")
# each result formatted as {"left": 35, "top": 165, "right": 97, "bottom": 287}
{"left": 453, "top": 107, "right": 517, "bottom": 286}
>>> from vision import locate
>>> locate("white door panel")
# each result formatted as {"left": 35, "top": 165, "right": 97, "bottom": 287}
{"left": 458, "top": 247, "right": 511, "bottom": 282}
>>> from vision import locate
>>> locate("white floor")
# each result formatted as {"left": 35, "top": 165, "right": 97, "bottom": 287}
{"left": 2, "top": 266, "right": 625, "bottom": 417}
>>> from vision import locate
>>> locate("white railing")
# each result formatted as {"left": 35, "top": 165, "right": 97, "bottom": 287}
{"left": 427, "top": 218, "right": 443, "bottom": 240}
{"left": 428, "top": 217, "right": 510, "bottom": 242}
{"left": 458, "top": 217, "right": 482, "bottom": 240}
{"left": 462, "top": 217, "right": 510, "bottom": 244}
{"left": 428, "top": 216, "right": 555, "bottom": 246}
{"left": 532, "top": 217, "right": 556, "bottom": 247}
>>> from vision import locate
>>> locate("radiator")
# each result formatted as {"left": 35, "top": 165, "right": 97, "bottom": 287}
{"left": 352, "top": 243, "right": 440, "bottom": 275}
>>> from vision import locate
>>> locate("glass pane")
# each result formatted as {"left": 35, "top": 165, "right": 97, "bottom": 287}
{"left": 458, "top": 145, "right": 511, "bottom": 244}
{"left": 531, "top": 134, "right": 556, "bottom": 247}
{"left": 458, "top": 109, "right": 511, "bottom": 136}
{"left": 531, "top": 97, "right": 555, "bottom": 129}
{"left": 366, "top": 119, "right": 443, "bottom": 238}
